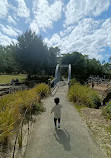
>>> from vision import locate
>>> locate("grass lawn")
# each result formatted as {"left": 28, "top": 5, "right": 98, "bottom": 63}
{"left": 0, "top": 74, "right": 27, "bottom": 84}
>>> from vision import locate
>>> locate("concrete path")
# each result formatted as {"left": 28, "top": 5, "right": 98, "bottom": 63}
{"left": 24, "top": 83, "right": 106, "bottom": 158}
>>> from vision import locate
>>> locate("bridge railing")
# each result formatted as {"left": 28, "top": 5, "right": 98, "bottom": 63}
{"left": 48, "top": 64, "right": 72, "bottom": 91}
{"left": 48, "top": 77, "right": 57, "bottom": 93}
{"left": 68, "top": 64, "right": 71, "bottom": 89}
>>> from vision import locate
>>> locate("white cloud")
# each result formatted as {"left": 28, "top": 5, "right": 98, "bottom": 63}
{"left": 64, "top": 0, "right": 110, "bottom": 26}
{"left": 44, "top": 18, "right": 111, "bottom": 60}
{"left": 0, "top": 24, "right": 22, "bottom": 37}
{"left": 0, "top": 31, "right": 17, "bottom": 46}
{"left": 30, "top": 21, "right": 39, "bottom": 34}
{"left": 0, "top": 0, "right": 9, "bottom": 19}
{"left": 44, "top": 33, "right": 61, "bottom": 47}
{"left": 30, "top": 0, "right": 63, "bottom": 33}
{"left": 0, "top": 0, "right": 30, "bottom": 20}
{"left": 7, "top": 16, "right": 16, "bottom": 25}
{"left": 15, "top": 0, "right": 30, "bottom": 18}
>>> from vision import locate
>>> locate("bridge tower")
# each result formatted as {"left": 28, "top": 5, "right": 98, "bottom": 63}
{"left": 54, "top": 64, "right": 71, "bottom": 86}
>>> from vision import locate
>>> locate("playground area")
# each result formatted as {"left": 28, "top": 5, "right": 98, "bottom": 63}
{"left": 88, "top": 77, "right": 111, "bottom": 103}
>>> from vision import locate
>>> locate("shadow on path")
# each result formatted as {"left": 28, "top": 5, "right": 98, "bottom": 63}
{"left": 54, "top": 129, "right": 71, "bottom": 151}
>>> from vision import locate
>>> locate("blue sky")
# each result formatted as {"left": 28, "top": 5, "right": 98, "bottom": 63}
{"left": 0, "top": 0, "right": 111, "bottom": 62}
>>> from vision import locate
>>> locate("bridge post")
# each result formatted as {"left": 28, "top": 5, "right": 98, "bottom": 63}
{"left": 48, "top": 79, "right": 51, "bottom": 94}
{"left": 68, "top": 64, "right": 71, "bottom": 89}
{"left": 54, "top": 64, "right": 60, "bottom": 86}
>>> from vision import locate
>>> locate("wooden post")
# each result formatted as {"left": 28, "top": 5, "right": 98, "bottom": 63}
{"left": 12, "top": 132, "right": 18, "bottom": 158}
{"left": 20, "top": 127, "right": 22, "bottom": 147}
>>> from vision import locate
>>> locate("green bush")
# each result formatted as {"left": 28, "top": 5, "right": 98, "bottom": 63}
{"left": 68, "top": 83, "right": 101, "bottom": 108}
{"left": 102, "top": 101, "right": 111, "bottom": 120}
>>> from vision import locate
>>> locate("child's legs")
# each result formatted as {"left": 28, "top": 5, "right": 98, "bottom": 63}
{"left": 58, "top": 118, "right": 60, "bottom": 124}
{"left": 54, "top": 118, "right": 57, "bottom": 127}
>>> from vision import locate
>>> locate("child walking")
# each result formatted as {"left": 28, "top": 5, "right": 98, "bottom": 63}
{"left": 51, "top": 97, "right": 62, "bottom": 130}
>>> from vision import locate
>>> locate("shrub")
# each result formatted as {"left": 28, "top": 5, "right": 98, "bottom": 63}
{"left": 32, "top": 103, "right": 45, "bottom": 115}
{"left": 68, "top": 83, "right": 101, "bottom": 108}
{"left": 34, "top": 83, "right": 49, "bottom": 97}
{"left": 102, "top": 101, "right": 111, "bottom": 120}
{"left": 0, "top": 83, "right": 49, "bottom": 144}
{"left": 69, "top": 78, "right": 78, "bottom": 85}
{"left": 0, "top": 105, "right": 21, "bottom": 144}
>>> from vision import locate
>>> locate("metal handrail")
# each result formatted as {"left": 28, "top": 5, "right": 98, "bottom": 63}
{"left": 51, "top": 77, "right": 57, "bottom": 84}
{"left": 48, "top": 77, "right": 57, "bottom": 93}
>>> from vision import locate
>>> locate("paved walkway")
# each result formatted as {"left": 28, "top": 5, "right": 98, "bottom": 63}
{"left": 24, "top": 83, "right": 106, "bottom": 158}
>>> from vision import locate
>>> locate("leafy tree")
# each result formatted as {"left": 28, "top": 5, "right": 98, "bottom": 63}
{"left": 61, "top": 52, "right": 106, "bottom": 81}
{"left": 0, "top": 45, "right": 19, "bottom": 74}
{"left": 102, "top": 60, "right": 105, "bottom": 64}
{"left": 103, "top": 63, "right": 111, "bottom": 78}
{"left": 48, "top": 47, "right": 59, "bottom": 66}
{"left": 16, "top": 30, "right": 49, "bottom": 75}
{"left": 4, "top": 44, "right": 20, "bottom": 73}
{"left": 109, "top": 56, "right": 111, "bottom": 63}
{"left": 0, "top": 46, "right": 6, "bottom": 73}
{"left": 0, "top": 30, "right": 60, "bottom": 76}
{"left": 87, "top": 58, "right": 103, "bottom": 76}
{"left": 47, "top": 47, "right": 60, "bottom": 75}
{"left": 61, "top": 52, "right": 87, "bottom": 79}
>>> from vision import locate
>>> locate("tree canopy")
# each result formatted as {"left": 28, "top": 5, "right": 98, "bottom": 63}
{"left": 0, "top": 30, "right": 111, "bottom": 81}
{"left": 0, "top": 45, "right": 19, "bottom": 73}
{"left": 0, "top": 30, "right": 59, "bottom": 75}
{"left": 16, "top": 30, "right": 49, "bottom": 75}
{"left": 109, "top": 56, "right": 111, "bottom": 63}
{"left": 61, "top": 52, "right": 110, "bottom": 80}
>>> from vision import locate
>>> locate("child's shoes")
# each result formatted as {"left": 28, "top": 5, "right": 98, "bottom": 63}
{"left": 58, "top": 123, "right": 60, "bottom": 128}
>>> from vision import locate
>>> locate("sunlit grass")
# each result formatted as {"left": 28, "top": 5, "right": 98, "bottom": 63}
{"left": 68, "top": 81, "right": 101, "bottom": 108}
{"left": 34, "top": 83, "right": 49, "bottom": 97}
{"left": 0, "top": 74, "right": 27, "bottom": 84}
{"left": 0, "top": 83, "right": 49, "bottom": 144}
{"left": 74, "top": 103, "right": 88, "bottom": 113}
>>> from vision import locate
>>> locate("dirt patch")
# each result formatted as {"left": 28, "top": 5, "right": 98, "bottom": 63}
{"left": 80, "top": 108, "right": 111, "bottom": 158}
{"left": 82, "top": 108, "right": 110, "bottom": 125}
